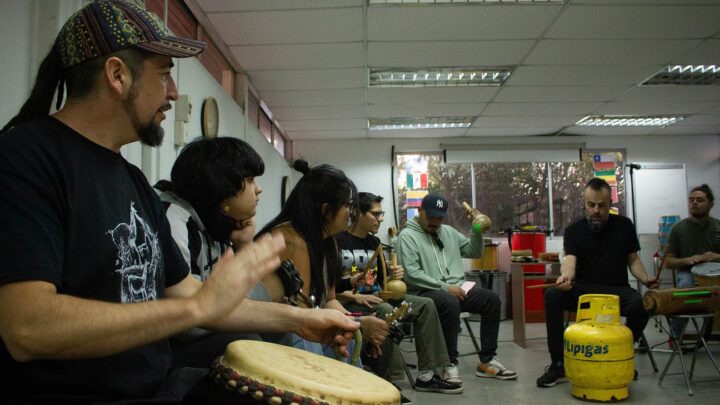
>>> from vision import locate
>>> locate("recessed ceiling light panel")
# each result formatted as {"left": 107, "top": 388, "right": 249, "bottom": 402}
{"left": 575, "top": 115, "right": 685, "bottom": 127}
{"left": 369, "top": 67, "right": 512, "bottom": 87}
{"left": 642, "top": 65, "right": 720, "bottom": 85}
{"left": 369, "top": 116, "right": 475, "bottom": 130}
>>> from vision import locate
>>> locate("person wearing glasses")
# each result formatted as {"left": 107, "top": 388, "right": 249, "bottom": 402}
{"left": 396, "top": 193, "right": 518, "bottom": 386}
{"left": 334, "top": 192, "right": 462, "bottom": 395}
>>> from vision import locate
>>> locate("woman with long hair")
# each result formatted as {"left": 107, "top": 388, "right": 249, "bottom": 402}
{"left": 257, "top": 160, "right": 390, "bottom": 357}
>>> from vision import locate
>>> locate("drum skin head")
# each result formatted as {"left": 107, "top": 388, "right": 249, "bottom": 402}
{"left": 218, "top": 340, "right": 400, "bottom": 405}
{"left": 692, "top": 262, "right": 720, "bottom": 277}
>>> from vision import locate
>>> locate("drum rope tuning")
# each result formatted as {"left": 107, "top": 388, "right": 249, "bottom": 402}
{"left": 335, "top": 328, "right": 362, "bottom": 366}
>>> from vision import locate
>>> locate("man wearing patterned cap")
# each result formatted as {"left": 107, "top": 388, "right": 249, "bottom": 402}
{"left": 0, "top": 1, "right": 357, "bottom": 403}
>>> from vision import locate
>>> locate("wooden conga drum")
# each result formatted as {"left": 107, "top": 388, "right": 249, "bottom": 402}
{"left": 210, "top": 340, "right": 400, "bottom": 405}
{"left": 693, "top": 262, "right": 720, "bottom": 332}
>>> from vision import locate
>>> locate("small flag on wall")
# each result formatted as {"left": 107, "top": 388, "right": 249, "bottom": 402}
{"left": 407, "top": 190, "right": 428, "bottom": 207}
{"left": 406, "top": 173, "right": 428, "bottom": 190}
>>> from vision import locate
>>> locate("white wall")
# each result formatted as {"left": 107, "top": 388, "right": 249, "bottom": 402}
{"left": 0, "top": 1, "right": 293, "bottom": 231}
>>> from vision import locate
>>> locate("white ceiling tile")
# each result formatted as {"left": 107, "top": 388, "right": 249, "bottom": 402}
{"left": 672, "top": 39, "right": 720, "bottom": 65}
{"left": 232, "top": 43, "right": 364, "bottom": 70}
{"left": 676, "top": 114, "right": 720, "bottom": 126}
{"left": 464, "top": 127, "right": 564, "bottom": 136}
{"left": 368, "top": 40, "right": 534, "bottom": 67}
{"left": 593, "top": 101, "right": 718, "bottom": 116}
{"left": 367, "top": 128, "right": 468, "bottom": 138}
{"left": 248, "top": 68, "right": 366, "bottom": 91}
{"left": 367, "top": 5, "right": 561, "bottom": 41}
{"left": 653, "top": 126, "right": 719, "bottom": 135}
{"left": 261, "top": 89, "right": 366, "bottom": 107}
{"left": 546, "top": 5, "right": 720, "bottom": 39}
{"left": 197, "top": 0, "right": 361, "bottom": 12}
{"left": 207, "top": 8, "right": 363, "bottom": 45}
{"left": 367, "top": 103, "right": 484, "bottom": 117}
{"left": 272, "top": 105, "right": 366, "bottom": 120}
{"left": 494, "top": 86, "right": 628, "bottom": 102}
{"left": 524, "top": 39, "right": 702, "bottom": 66}
{"left": 507, "top": 65, "right": 659, "bottom": 87}
{"left": 570, "top": 0, "right": 720, "bottom": 5}
{"left": 618, "top": 86, "right": 720, "bottom": 103}
{"left": 288, "top": 130, "right": 368, "bottom": 140}
{"left": 563, "top": 126, "right": 661, "bottom": 136}
{"left": 281, "top": 118, "right": 367, "bottom": 131}
{"left": 473, "top": 116, "right": 583, "bottom": 128}
{"left": 483, "top": 102, "right": 605, "bottom": 116}
{"left": 368, "top": 87, "right": 499, "bottom": 104}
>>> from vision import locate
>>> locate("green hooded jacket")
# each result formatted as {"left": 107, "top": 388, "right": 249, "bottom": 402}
{"left": 396, "top": 219, "right": 484, "bottom": 293}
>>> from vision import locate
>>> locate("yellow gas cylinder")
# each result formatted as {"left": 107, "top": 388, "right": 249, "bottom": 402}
{"left": 564, "top": 294, "right": 634, "bottom": 402}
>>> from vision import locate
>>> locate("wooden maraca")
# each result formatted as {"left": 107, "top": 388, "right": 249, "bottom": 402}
{"left": 384, "top": 252, "right": 407, "bottom": 301}
{"left": 462, "top": 201, "right": 492, "bottom": 233}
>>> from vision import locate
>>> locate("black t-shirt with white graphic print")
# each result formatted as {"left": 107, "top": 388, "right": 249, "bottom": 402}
{"left": 0, "top": 117, "right": 190, "bottom": 402}
{"left": 334, "top": 231, "right": 386, "bottom": 294}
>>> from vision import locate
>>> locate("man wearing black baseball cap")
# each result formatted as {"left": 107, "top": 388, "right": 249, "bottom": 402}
{"left": 396, "top": 193, "right": 518, "bottom": 386}
{"left": 0, "top": 1, "right": 357, "bottom": 403}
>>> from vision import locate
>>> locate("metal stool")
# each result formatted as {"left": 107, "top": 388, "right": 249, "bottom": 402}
{"left": 658, "top": 313, "right": 720, "bottom": 395}
{"left": 458, "top": 312, "right": 482, "bottom": 359}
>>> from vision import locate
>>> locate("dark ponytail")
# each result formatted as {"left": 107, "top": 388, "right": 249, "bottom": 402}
{"left": 1, "top": 47, "right": 63, "bottom": 134}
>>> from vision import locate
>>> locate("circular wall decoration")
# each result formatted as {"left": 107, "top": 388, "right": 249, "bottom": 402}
{"left": 201, "top": 97, "right": 219, "bottom": 138}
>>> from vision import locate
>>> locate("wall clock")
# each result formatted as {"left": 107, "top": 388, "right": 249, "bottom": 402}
{"left": 201, "top": 97, "right": 219, "bottom": 138}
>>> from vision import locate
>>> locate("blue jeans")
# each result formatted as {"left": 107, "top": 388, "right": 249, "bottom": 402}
{"left": 670, "top": 271, "right": 696, "bottom": 338}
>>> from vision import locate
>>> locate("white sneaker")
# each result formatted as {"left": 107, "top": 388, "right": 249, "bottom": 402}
{"left": 442, "top": 364, "right": 462, "bottom": 385}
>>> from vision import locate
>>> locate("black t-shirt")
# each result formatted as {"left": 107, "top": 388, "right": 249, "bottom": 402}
{"left": 334, "top": 231, "right": 386, "bottom": 294}
{"left": 0, "top": 117, "right": 189, "bottom": 402}
{"left": 564, "top": 214, "right": 641, "bottom": 286}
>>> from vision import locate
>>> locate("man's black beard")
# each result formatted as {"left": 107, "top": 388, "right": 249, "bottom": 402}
{"left": 123, "top": 82, "right": 165, "bottom": 147}
{"left": 690, "top": 211, "right": 709, "bottom": 220}
{"left": 587, "top": 217, "right": 605, "bottom": 233}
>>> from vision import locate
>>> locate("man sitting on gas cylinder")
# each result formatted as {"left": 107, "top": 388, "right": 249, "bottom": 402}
{"left": 536, "top": 178, "right": 660, "bottom": 388}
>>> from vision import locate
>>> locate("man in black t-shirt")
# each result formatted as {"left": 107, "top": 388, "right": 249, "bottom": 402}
{"left": 536, "top": 178, "right": 659, "bottom": 388}
{"left": 0, "top": 2, "right": 356, "bottom": 403}
{"left": 335, "top": 193, "right": 461, "bottom": 396}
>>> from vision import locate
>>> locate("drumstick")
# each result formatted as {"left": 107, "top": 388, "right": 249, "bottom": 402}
{"left": 526, "top": 282, "right": 574, "bottom": 290}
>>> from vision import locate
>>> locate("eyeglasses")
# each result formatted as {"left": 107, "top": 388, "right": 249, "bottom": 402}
{"left": 368, "top": 211, "right": 385, "bottom": 219}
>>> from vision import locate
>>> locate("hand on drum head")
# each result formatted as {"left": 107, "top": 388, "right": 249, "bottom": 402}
{"left": 196, "top": 233, "right": 285, "bottom": 323}
{"left": 295, "top": 308, "right": 360, "bottom": 358}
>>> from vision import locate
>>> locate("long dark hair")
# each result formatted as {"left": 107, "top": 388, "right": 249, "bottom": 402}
{"left": 1, "top": 47, "right": 148, "bottom": 134}
{"left": 155, "top": 137, "right": 265, "bottom": 242}
{"left": 257, "top": 160, "right": 358, "bottom": 304}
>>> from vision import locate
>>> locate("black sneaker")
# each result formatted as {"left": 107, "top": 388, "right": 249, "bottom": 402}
{"left": 400, "top": 392, "right": 413, "bottom": 405}
{"left": 536, "top": 364, "right": 567, "bottom": 387}
{"left": 414, "top": 375, "right": 463, "bottom": 394}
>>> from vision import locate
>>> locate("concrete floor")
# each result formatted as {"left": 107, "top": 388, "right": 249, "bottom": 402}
{"left": 393, "top": 318, "right": 720, "bottom": 405}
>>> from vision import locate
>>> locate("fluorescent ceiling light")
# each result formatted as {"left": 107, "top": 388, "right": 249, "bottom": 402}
{"left": 369, "top": 68, "right": 512, "bottom": 87}
{"left": 369, "top": 0, "right": 566, "bottom": 4}
{"left": 642, "top": 65, "right": 720, "bottom": 85}
{"left": 575, "top": 115, "right": 685, "bottom": 127}
{"left": 369, "top": 116, "right": 474, "bottom": 130}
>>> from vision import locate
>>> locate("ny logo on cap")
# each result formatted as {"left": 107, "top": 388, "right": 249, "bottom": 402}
{"left": 436, "top": 200, "right": 444, "bottom": 208}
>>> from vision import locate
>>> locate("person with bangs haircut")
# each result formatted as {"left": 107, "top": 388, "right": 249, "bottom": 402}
{"left": 155, "top": 137, "right": 272, "bottom": 369}
{"left": 0, "top": 1, "right": 356, "bottom": 403}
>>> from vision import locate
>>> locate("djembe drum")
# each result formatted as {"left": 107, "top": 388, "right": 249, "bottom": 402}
{"left": 210, "top": 340, "right": 400, "bottom": 405}
{"left": 692, "top": 262, "right": 720, "bottom": 332}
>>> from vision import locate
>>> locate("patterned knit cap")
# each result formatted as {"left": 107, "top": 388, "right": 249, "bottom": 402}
{"left": 55, "top": 0, "right": 206, "bottom": 68}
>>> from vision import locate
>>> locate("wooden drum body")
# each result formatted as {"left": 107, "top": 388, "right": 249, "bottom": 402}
{"left": 695, "top": 274, "right": 720, "bottom": 332}
{"left": 642, "top": 286, "right": 720, "bottom": 316}
{"left": 210, "top": 340, "right": 399, "bottom": 405}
